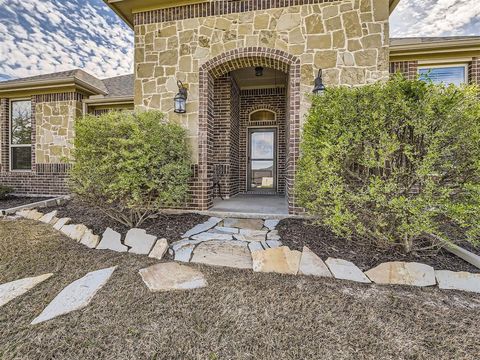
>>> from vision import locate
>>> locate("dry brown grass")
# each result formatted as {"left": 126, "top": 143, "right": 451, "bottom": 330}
{"left": 1, "top": 219, "right": 480, "bottom": 360}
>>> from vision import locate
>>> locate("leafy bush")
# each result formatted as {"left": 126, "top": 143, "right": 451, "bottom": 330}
{"left": 0, "top": 185, "right": 13, "bottom": 200}
{"left": 69, "top": 111, "right": 192, "bottom": 227}
{"left": 297, "top": 75, "right": 480, "bottom": 252}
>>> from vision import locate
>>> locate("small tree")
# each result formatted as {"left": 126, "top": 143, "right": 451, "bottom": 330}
{"left": 297, "top": 75, "right": 480, "bottom": 252}
{"left": 69, "top": 111, "right": 192, "bottom": 227}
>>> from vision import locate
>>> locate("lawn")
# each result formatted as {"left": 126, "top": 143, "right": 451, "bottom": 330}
{"left": 1, "top": 219, "right": 479, "bottom": 360}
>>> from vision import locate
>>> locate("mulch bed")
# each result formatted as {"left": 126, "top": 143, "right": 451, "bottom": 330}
{"left": 0, "top": 196, "right": 52, "bottom": 210}
{"left": 46, "top": 199, "right": 209, "bottom": 241}
{"left": 278, "top": 218, "right": 480, "bottom": 273}
{"left": 1, "top": 219, "right": 480, "bottom": 360}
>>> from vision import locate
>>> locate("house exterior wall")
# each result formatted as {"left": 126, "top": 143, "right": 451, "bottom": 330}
{"left": 134, "top": 0, "right": 391, "bottom": 164}
{"left": 0, "top": 93, "right": 82, "bottom": 195}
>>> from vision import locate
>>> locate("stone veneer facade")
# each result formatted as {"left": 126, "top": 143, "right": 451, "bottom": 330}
{"left": 134, "top": 0, "right": 391, "bottom": 212}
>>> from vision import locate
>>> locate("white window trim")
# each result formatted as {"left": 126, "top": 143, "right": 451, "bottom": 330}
{"left": 417, "top": 63, "right": 469, "bottom": 85}
{"left": 9, "top": 98, "right": 32, "bottom": 172}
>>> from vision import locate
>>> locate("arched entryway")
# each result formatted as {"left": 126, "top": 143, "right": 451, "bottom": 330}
{"left": 197, "top": 47, "right": 301, "bottom": 214}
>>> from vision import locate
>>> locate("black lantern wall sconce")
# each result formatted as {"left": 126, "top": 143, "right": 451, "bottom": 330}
{"left": 312, "top": 69, "right": 326, "bottom": 95}
{"left": 174, "top": 80, "right": 188, "bottom": 113}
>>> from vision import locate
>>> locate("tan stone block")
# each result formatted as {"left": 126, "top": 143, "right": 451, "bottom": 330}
{"left": 245, "top": 35, "right": 258, "bottom": 47}
{"left": 367, "top": 22, "right": 382, "bottom": 34}
{"left": 301, "top": 64, "right": 314, "bottom": 85}
{"left": 252, "top": 247, "right": 301, "bottom": 275}
{"left": 158, "top": 49, "right": 178, "bottom": 66}
{"left": 314, "top": 50, "right": 337, "bottom": 68}
{"left": 343, "top": 11, "right": 362, "bottom": 38}
{"left": 340, "top": 2, "right": 354, "bottom": 12}
{"left": 182, "top": 18, "right": 199, "bottom": 30}
{"left": 149, "top": 95, "right": 161, "bottom": 109}
{"left": 165, "top": 67, "right": 176, "bottom": 76}
{"left": 224, "top": 40, "right": 237, "bottom": 51}
{"left": 323, "top": 68, "right": 340, "bottom": 85}
{"left": 372, "top": 0, "right": 389, "bottom": 21}
{"left": 199, "top": 25, "right": 213, "bottom": 37}
{"left": 275, "top": 38, "right": 289, "bottom": 52}
{"left": 259, "top": 30, "right": 275, "bottom": 47}
{"left": 238, "top": 23, "right": 252, "bottom": 35}
{"left": 239, "top": 11, "right": 254, "bottom": 23}
{"left": 289, "top": 44, "right": 305, "bottom": 55}
{"left": 215, "top": 18, "right": 231, "bottom": 30}
{"left": 360, "top": 0, "right": 372, "bottom": 12}
{"left": 361, "top": 34, "right": 382, "bottom": 48}
{"left": 342, "top": 52, "right": 355, "bottom": 66}
{"left": 144, "top": 32, "right": 154, "bottom": 46}
{"left": 288, "top": 28, "right": 304, "bottom": 44}
{"left": 354, "top": 49, "right": 377, "bottom": 66}
{"left": 193, "top": 46, "right": 209, "bottom": 60}
{"left": 332, "top": 30, "right": 346, "bottom": 49}
{"left": 203, "top": 17, "right": 215, "bottom": 28}
{"left": 159, "top": 25, "right": 176, "bottom": 37}
{"left": 306, "top": 34, "right": 331, "bottom": 49}
{"left": 304, "top": 13, "right": 324, "bottom": 34}
{"left": 167, "top": 36, "right": 178, "bottom": 49}
{"left": 341, "top": 67, "right": 366, "bottom": 85}
{"left": 136, "top": 63, "right": 155, "bottom": 78}
{"left": 254, "top": 14, "right": 270, "bottom": 30}
{"left": 323, "top": 5, "right": 339, "bottom": 19}
{"left": 143, "top": 80, "right": 156, "bottom": 95}
{"left": 179, "top": 30, "right": 194, "bottom": 43}
{"left": 348, "top": 39, "right": 362, "bottom": 51}
{"left": 277, "top": 13, "right": 301, "bottom": 31}
{"left": 210, "top": 43, "right": 225, "bottom": 57}
{"left": 223, "top": 30, "right": 237, "bottom": 41}
{"left": 324, "top": 15, "right": 342, "bottom": 32}
{"left": 178, "top": 56, "right": 192, "bottom": 72}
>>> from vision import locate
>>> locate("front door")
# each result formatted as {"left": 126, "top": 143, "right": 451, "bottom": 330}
{"left": 248, "top": 128, "right": 277, "bottom": 192}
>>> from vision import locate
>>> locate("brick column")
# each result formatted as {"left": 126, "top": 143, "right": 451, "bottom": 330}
{"left": 390, "top": 61, "right": 418, "bottom": 80}
{"left": 469, "top": 57, "right": 480, "bottom": 85}
{"left": 0, "top": 98, "right": 9, "bottom": 172}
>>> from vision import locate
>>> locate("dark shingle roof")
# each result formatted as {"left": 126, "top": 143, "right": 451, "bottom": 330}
{"left": 0, "top": 69, "right": 134, "bottom": 98}
{"left": 0, "top": 69, "right": 108, "bottom": 93}
{"left": 101, "top": 74, "right": 134, "bottom": 98}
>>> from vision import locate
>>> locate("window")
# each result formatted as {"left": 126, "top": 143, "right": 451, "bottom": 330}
{"left": 418, "top": 65, "right": 467, "bottom": 86}
{"left": 250, "top": 109, "right": 275, "bottom": 122}
{"left": 10, "top": 100, "right": 32, "bottom": 171}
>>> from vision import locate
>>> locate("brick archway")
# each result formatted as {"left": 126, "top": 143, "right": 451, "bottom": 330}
{"left": 197, "top": 47, "right": 301, "bottom": 213}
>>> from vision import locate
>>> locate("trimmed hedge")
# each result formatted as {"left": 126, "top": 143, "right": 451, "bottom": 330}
{"left": 297, "top": 75, "right": 480, "bottom": 252}
{"left": 69, "top": 111, "right": 192, "bottom": 227}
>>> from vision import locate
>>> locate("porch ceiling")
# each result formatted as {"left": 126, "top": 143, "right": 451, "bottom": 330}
{"left": 231, "top": 67, "right": 287, "bottom": 90}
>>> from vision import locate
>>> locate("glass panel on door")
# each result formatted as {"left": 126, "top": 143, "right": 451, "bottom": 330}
{"left": 248, "top": 129, "right": 276, "bottom": 191}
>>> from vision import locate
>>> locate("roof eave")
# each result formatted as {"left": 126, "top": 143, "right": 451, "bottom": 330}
{"left": 390, "top": 39, "right": 480, "bottom": 55}
{"left": 104, "top": 0, "right": 134, "bottom": 29}
{"left": 105, "top": 0, "right": 401, "bottom": 28}
{"left": 0, "top": 77, "right": 108, "bottom": 96}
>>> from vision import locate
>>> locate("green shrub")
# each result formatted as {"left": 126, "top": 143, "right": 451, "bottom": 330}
{"left": 69, "top": 110, "right": 192, "bottom": 227}
{"left": 0, "top": 185, "right": 13, "bottom": 200}
{"left": 297, "top": 75, "right": 480, "bottom": 252}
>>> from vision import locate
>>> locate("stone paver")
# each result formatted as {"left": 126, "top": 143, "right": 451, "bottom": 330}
{"left": 264, "top": 219, "right": 280, "bottom": 230}
{"left": 251, "top": 246, "right": 302, "bottom": 275}
{"left": 53, "top": 217, "right": 71, "bottom": 231}
{"left": 182, "top": 217, "right": 222, "bottom": 238}
{"left": 171, "top": 238, "right": 204, "bottom": 252}
{"left": 38, "top": 211, "right": 57, "bottom": 224}
{"left": 267, "top": 230, "right": 281, "bottom": 241}
{"left": 96, "top": 228, "right": 128, "bottom": 252}
{"left": 365, "top": 262, "right": 436, "bottom": 287}
{"left": 174, "top": 244, "right": 195, "bottom": 262}
{"left": 60, "top": 224, "right": 88, "bottom": 241}
{"left": 191, "top": 232, "right": 233, "bottom": 241}
{"left": 31, "top": 267, "right": 116, "bottom": 325}
{"left": 223, "top": 218, "right": 264, "bottom": 230}
{"left": 18, "top": 209, "right": 44, "bottom": 220}
{"left": 435, "top": 270, "right": 480, "bottom": 293}
{"left": 139, "top": 262, "right": 207, "bottom": 291}
{"left": 0, "top": 273, "right": 53, "bottom": 308}
{"left": 234, "top": 229, "right": 267, "bottom": 242}
{"left": 191, "top": 240, "right": 253, "bottom": 269}
{"left": 124, "top": 228, "right": 157, "bottom": 255}
{"left": 298, "top": 247, "right": 332, "bottom": 277}
{"left": 211, "top": 226, "right": 239, "bottom": 234}
{"left": 325, "top": 258, "right": 371, "bottom": 283}
{"left": 266, "top": 240, "right": 282, "bottom": 248}
{"left": 149, "top": 238, "right": 169, "bottom": 260}
{"left": 248, "top": 242, "right": 264, "bottom": 252}
{"left": 80, "top": 229, "right": 100, "bottom": 249}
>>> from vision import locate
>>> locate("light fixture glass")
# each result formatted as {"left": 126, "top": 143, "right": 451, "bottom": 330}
{"left": 174, "top": 80, "right": 188, "bottom": 113}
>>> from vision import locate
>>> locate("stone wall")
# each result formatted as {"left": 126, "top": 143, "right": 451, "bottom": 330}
{"left": 134, "top": 0, "right": 391, "bottom": 164}
{"left": 35, "top": 100, "right": 81, "bottom": 164}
